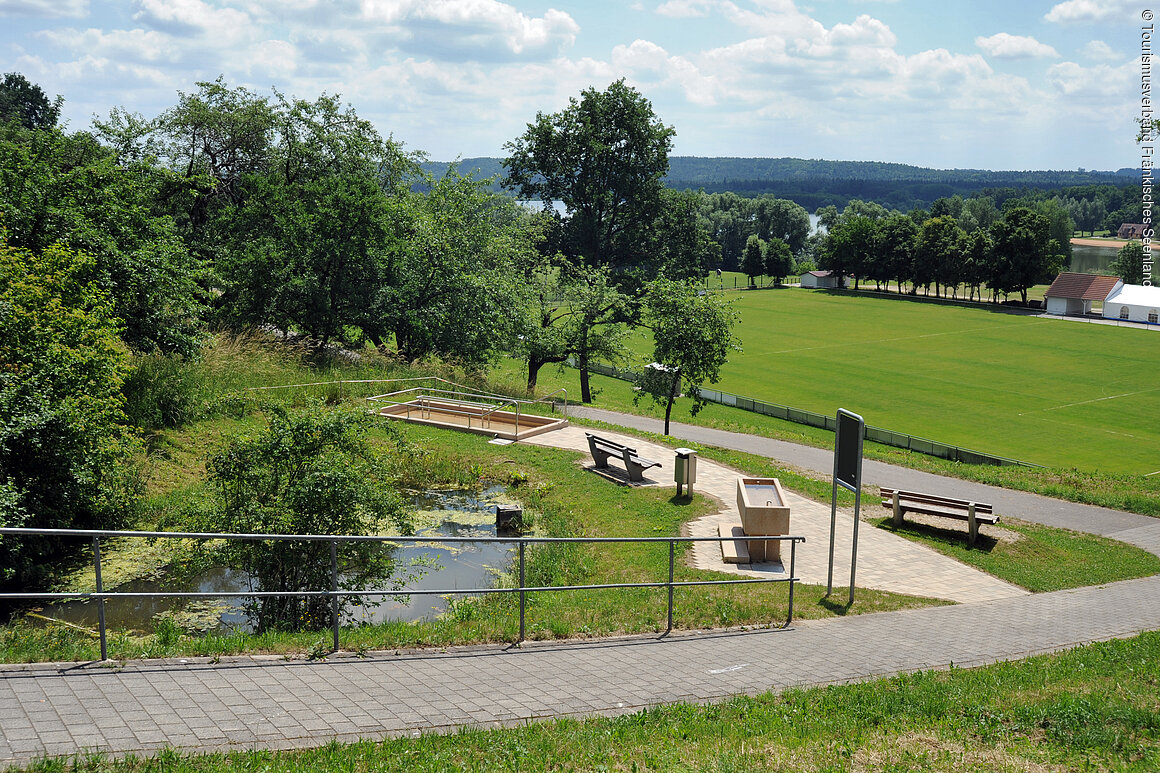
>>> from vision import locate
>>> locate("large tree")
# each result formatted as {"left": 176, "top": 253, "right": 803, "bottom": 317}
{"left": 742, "top": 234, "right": 766, "bottom": 286}
{"left": 1109, "top": 241, "right": 1147, "bottom": 285}
{"left": 203, "top": 404, "right": 411, "bottom": 633}
{"left": 753, "top": 197, "right": 811, "bottom": 255}
{"left": 0, "top": 124, "right": 205, "bottom": 356}
{"left": 990, "top": 207, "right": 1065, "bottom": 304}
{"left": 638, "top": 279, "right": 741, "bottom": 435}
{"left": 370, "top": 173, "right": 533, "bottom": 364}
{"left": 503, "top": 79, "right": 675, "bottom": 269}
{"left": 914, "top": 216, "right": 965, "bottom": 298}
{"left": 0, "top": 241, "right": 140, "bottom": 591}
{"left": 0, "top": 72, "right": 61, "bottom": 130}
{"left": 764, "top": 237, "right": 795, "bottom": 285}
{"left": 821, "top": 215, "right": 879, "bottom": 289}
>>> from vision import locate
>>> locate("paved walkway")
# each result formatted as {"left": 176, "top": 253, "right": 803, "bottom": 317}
{"left": 2, "top": 415, "right": 1159, "bottom": 767}
{"left": 526, "top": 426, "right": 1027, "bottom": 604}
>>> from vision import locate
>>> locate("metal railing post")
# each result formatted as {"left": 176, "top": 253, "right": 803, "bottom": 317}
{"left": 330, "top": 540, "right": 340, "bottom": 652}
{"left": 518, "top": 540, "right": 526, "bottom": 642}
{"left": 787, "top": 538, "right": 797, "bottom": 627}
{"left": 667, "top": 540, "right": 675, "bottom": 632}
{"left": 93, "top": 536, "right": 107, "bottom": 661}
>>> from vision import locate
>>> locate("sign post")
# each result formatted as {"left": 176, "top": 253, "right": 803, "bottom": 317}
{"left": 827, "top": 409, "right": 865, "bottom": 605}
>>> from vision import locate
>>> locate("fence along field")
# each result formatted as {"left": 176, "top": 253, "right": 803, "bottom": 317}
{"left": 657, "top": 289, "right": 1158, "bottom": 475}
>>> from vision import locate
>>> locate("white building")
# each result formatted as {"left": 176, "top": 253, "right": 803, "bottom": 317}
{"left": 1102, "top": 283, "right": 1160, "bottom": 324}
{"left": 800, "top": 270, "right": 846, "bottom": 289}
{"left": 1044, "top": 273, "right": 1123, "bottom": 316}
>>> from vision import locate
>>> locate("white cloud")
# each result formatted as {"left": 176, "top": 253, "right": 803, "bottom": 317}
{"left": 0, "top": 0, "right": 87, "bottom": 17}
{"left": 1045, "top": 0, "right": 1137, "bottom": 24}
{"left": 1082, "top": 40, "right": 1119, "bottom": 61}
{"left": 611, "top": 39, "right": 720, "bottom": 106}
{"left": 359, "top": 0, "right": 578, "bottom": 59}
{"left": 1046, "top": 59, "right": 1135, "bottom": 99}
{"left": 655, "top": 0, "right": 714, "bottom": 18}
{"left": 975, "top": 33, "right": 1059, "bottom": 59}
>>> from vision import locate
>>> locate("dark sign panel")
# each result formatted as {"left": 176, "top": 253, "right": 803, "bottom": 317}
{"left": 835, "top": 409, "right": 864, "bottom": 492}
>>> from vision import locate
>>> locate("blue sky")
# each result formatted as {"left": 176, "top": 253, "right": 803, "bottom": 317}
{"left": 0, "top": 0, "right": 1147, "bottom": 170}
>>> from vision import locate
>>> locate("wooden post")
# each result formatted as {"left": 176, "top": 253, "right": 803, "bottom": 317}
{"left": 892, "top": 490, "right": 902, "bottom": 526}
{"left": 968, "top": 502, "right": 978, "bottom": 547}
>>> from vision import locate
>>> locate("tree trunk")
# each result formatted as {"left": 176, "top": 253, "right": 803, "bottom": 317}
{"left": 578, "top": 345, "right": 593, "bottom": 403}
{"left": 663, "top": 369, "right": 681, "bottom": 436}
{"left": 527, "top": 358, "right": 543, "bottom": 393}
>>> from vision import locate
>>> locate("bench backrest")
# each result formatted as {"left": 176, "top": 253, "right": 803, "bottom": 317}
{"left": 586, "top": 433, "right": 636, "bottom": 454}
{"left": 880, "top": 487, "right": 993, "bottom": 514}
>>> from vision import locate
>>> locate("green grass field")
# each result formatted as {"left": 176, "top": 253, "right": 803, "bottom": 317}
{"left": 630, "top": 287, "right": 1159, "bottom": 475}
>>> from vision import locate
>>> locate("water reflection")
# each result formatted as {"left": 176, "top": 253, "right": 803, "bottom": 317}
{"left": 40, "top": 487, "right": 516, "bottom": 634}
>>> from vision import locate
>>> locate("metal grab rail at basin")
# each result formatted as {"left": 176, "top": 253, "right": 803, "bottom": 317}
{"left": 0, "top": 526, "right": 804, "bottom": 660}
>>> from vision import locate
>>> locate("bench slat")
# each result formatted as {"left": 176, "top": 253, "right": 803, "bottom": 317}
{"left": 879, "top": 486, "right": 998, "bottom": 546}
{"left": 586, "top": 432, "right": 660, "bottom": 482}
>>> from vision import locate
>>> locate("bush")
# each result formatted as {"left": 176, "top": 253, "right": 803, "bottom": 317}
{"left": 200, "top": 402, "right": 412, "bottom": 633}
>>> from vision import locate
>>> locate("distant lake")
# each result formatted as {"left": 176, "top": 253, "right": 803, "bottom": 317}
{"left": 528, "top": 202, "right": 824, "bottom": 234}
{"left": 1070, "top": 242, "right": 1120, "bottom": 274}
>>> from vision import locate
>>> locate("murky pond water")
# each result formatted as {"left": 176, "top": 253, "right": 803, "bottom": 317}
{"left": 42, "top": 487, "right": 518, "bottom": 634}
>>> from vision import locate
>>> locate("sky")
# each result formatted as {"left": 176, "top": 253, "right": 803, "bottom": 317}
{"left": 0, "top": 0, "right": 1150, "bottom": 171}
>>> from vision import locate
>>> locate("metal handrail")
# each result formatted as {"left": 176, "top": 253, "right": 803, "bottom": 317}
{"left": 0, "top": 526, "right": 803, "bottom": 660}
{"left": 533, "top": 387, "right": 569, "bottom": 417}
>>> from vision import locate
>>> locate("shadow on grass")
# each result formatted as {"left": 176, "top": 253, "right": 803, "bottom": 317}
{"left": 873, "top": 516, "right": 999, "bottom": 553}
{"left": 817, "top": 594, "right": 854, "bottom": 616}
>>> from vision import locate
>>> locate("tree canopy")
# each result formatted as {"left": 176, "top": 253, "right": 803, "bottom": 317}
{"left": 503, "top": 79, "right": 675, "bottom": 270}
{"left": 639, "top": 279, "right": 741, "bottom": 435}
{"left": 0, "top": 241, "right": 140, "bottom": 590}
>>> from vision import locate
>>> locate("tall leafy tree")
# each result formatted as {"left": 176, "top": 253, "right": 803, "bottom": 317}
{"left": 0, "top": 241, "right": 140, "bottom": 591}
{"left": 0, "top": 124, "right": 205, "bottom": 356}
{"left": 764, "top": 237, "right": 794, "bottom": 285}
{"left": 0, "top": 72, "right": 61, "bottom": 130}
{"left": 1109, "top": 241, "right": 1147, "bottom": 285}
{"left": 991, "top": 207, "right": 1065, "bottom": 304}
{"left": 638, "top": 279, "right": 741, "bottom": 435}
{"left": 754, "top": 198, "right": 811, "bottom": 255}
{"left": 373, "top": 173, "right": 532, "bottom": 364}
{"left": 648, "top": 188, "right": 720, "bottom": 279}
{"left": 822, "top": 215, "right": 878, "bottom": 289}
{"left": 556, "top": 266, "right": 632, "bottom": 403}
{"left": 203, "top": 404, "right": 411, "bottom": 633}
{"left": 503, "top": 79, "right": 675, "bottom": 269}
{"left": 962, "top": 230, "right": 993, "bottom": 301}
{"left": 742, "top": 234, "right": 766, "bottom": 286}
{"left": 914, "top": 216, "right": 965, "bottom": 298}
{"left": 878, "top": 213, "right": 918, "bottom": 293}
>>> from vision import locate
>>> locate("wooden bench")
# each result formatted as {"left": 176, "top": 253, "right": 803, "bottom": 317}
{"left": 879, "top": 487, "right": 998, "bottom": 547}
{"left": 585, "top": 432, "right": 661, "bottom": 482}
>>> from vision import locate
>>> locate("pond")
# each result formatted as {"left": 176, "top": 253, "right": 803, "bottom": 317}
{"left": 1070, "top": 242, "right": 1120, "bottom": 274}
{"left": 39, "top": 487, "right": 519, "bottom": 635}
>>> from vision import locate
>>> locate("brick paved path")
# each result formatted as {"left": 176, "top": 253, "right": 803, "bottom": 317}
{"left": 4, "top": 576, "right": 1158, "bottom": 765}
{"left": 3, "top": 415, "right": 1158, "bottom": 767}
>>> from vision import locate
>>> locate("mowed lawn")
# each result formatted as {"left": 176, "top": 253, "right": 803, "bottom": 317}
{"left": 658, "top": 288, "right": 1158, "bottom": 474}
